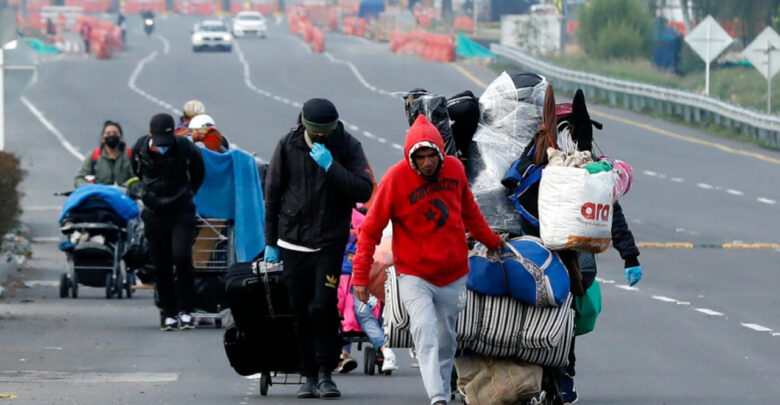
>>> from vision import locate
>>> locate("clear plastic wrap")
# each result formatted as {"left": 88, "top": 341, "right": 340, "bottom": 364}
{"left": 467, "top": 72, "right": 548, "bottom": 234}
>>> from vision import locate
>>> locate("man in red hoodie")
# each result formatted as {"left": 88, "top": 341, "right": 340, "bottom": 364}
{"left": 353, "top": 115, "right": 502, "bottom": 405}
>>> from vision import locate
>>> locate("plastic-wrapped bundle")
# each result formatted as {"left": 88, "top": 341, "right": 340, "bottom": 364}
{"left": 403, "top": 88, "right": 457, "bottom": 156}
{"left": 467, "top": 72, "right": 548, "bottom": 235}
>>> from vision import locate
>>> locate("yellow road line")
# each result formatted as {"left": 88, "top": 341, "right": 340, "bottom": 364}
{"left": 589, "top": 108, "right": 780, "bottom": 165}
{"left": 722, "top": 243, "right": 780, "bottom": 249}
{"left": 637, "top": 242, "right": 694, "bottom": 249}
{"left": 450, "top": 63, "right": 488, "bottom": 89}
{"left": 637, "top": 242, "right": 780, "bottom": 249}
{"left": 450, "top": 63, "right": 780, "bottom": 165}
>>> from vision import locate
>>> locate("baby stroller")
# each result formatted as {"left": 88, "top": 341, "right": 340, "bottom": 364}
{"left": 58, "top": 185, "right": 139, "bottom": 299}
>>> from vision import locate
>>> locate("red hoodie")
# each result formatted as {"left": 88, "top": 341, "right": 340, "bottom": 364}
{"left": 352, "top": 115, "right": 500, "bottom": 287}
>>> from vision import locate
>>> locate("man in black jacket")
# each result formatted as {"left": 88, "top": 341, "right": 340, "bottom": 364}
{"left": 132, "top": 113, "right": 205, "bottom": 331}
{"left": 264, "top": 98, "right": 373, "bottom": 399}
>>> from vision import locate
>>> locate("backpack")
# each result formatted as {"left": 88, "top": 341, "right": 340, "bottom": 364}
{"left": 446, "top": 90, "right": 480, "bottom": 158}
{"left": 134, "top": 136, "right": 193, "bottom": 213}
{"left": 502, "top": 144, "right": 544, "bottom": 233}
{"left": 91, "top": 147, "right": 132, "bottom": 172}
{"left": 402, "top": 88, "right": 457, "bottom": 156}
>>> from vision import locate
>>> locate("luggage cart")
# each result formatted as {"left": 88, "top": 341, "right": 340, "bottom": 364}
{"left": 191, "top": 216, "right": 235, "bottom": 328}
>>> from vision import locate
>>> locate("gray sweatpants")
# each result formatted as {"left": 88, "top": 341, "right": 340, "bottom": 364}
{"left": 399, "top": 274, "right": 468, "bottom": 405}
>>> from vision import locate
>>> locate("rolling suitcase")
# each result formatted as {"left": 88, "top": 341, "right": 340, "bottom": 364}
{"left": 224, "top": 260, "right": 291, "bottom": 331}
{"left": 223, "top": 260, "right": 300, "bottom": 376}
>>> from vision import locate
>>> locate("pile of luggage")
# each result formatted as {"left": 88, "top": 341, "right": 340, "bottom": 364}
{"left": 385, "top": 71, "right": 633, "bottom": 404}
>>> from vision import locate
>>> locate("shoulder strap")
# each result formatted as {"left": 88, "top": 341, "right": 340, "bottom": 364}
{"left": 90, "top": 148, "right": 101, "bottom": 172}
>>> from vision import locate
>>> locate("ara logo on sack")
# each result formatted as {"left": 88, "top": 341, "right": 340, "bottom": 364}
{"left": 538, "top": 167, "right": 614, "bottom": 253}
{"left": 580, "top": 202, "right": 610, "bottom": 222}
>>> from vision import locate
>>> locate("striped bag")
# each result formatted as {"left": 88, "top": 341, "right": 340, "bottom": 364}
{"left": 382, "top": 266, "right": 415, "bottom": 348}
{"left": 457, "top": 292, "right": 574, "bottom": 367}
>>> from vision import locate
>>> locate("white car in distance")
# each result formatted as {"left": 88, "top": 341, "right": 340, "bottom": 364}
{"left": 232, "top": 11, "right": 267, "bottom": 38}
{"left": 192, "top": 20, "right": 232, "bottom": 52}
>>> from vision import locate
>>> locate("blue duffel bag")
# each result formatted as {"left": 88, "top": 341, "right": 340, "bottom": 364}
{"left": 467, "top": 236, "right": 570, "bottom": 307}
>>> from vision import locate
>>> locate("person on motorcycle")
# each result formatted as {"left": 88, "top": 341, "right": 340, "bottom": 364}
{"left": 74, "top": 120, "right": 134, "bottom": 188}
{"left": 142, "top": 10, "right": 155, "bottom": 35}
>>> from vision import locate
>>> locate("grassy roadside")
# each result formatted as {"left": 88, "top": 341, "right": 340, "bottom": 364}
{"left": 542, "top": 54, "right": 780, "bottom": 115}
{"left": 487, "top": 61, "right": 777, "bottom": 150}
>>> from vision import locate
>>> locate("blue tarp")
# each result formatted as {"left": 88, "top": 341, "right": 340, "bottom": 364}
{"left": 59, "top": 184, "right": 139, "bottom": 223}
{"left": 358, "top": 0, "right": 385, "bottom": 19}
{"left": 194, "top": 148, "right": 265, "bottom": 262}
{"left": 653, "top": 19, "right": 682, "bottom": 72}
{"left": 455, "top": 32, "right": 496, "bottom": 59}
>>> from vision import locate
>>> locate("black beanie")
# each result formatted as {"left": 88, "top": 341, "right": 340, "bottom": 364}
{"left": 301, "top": 98, "right": 339, "bottom": 133}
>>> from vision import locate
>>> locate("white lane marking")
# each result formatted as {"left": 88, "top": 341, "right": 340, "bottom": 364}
{"left": 245, "top": 373, "right": 262, "bottom": 379}
{"left": 643, "top": 170, "right": 658, "bottom": 176}
{"left": 323, "top": 51, "right": 395, "bottom": 98}
{"left": 697, "top": 182, "right": 714, "bottom": 189}
{"left": 615, "top": 285, "right": 638, "bottom": 291}
{"left": 20, "top": 97, "right": 84, "bottom": 161}
{"left": 726, "top": 189, "right": 744, "bottom": 196}
{"left": 0, "top": 371, "right": 178, "bottom": 383}
{"left": 595, "top": 277, "right": 615, "bottom": 284}
{"left": 694, "top": 308, "right": 724, "bottom": 316}
{"left": 31, "top": 237, "right": 60, "bottom": 243}
{"left": 25, "top": 206, "right": 61, "bottom": 211}
{"left": 43, "top": 347, "right": 63, "bottom": 350}
{"left": 652, "top": 295, "right": 679, "bottom": 303}
{"left": 757, "top": 197, "right": 776, "bottom": 205}
{"left": 676, "top": 301, "right": 690, "bottom": 306}
{"left": 21, "top": 280, "right": 60, "bottom": 287}
{"left": 670, "top": 177, "right": 684, "bottom": 183}
{"left": 773, "top": 333, "right": 780, "bottom": 336}
{"left": 128, "top": 50, "right": 181, "bottom": 116}
{"left": 741, "top": 323, "right": 773, "bottom": 332}
{"left": 235, "top": 41, "right": 396, "bottom": 148}
{"left": 155, "top": 34, "right": 170, "bottom": 54}
{"left": 392, "top": 143, "right": 403, "bottom": 150}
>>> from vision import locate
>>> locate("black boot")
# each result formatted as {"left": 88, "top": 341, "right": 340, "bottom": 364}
{"left": 296, "top": 376, "right": 319, "bottom": 399}
{"left": 317, "top": 371, "right": 341, "bottom": 399}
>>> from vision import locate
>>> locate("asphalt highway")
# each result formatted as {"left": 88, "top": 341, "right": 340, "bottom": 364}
{"left": 0, "top": 14, "right": 778, "bottom": 404}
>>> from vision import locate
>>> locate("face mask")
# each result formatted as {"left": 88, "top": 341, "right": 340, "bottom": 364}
{"left": 104, "top": 135, "right": 120, "bottom": 148}
{"left": 156, "top": 146, "right": 169, "bottom": 154}
{"left": 307, "top": 131, "right": 332, "bottom": 145}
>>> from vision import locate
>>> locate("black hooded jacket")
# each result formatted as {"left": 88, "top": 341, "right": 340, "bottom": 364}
{"left": 264, "top": 123, "right": 373, "bottom": 249}
{"left": 131, "top": 135, "right": 205, "bottom": 214}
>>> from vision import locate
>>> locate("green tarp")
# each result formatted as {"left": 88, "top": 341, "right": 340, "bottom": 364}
{"left": 455, "top": 32, "right": 496, "bottom": 60}
{"left": 23, "top": 38, "right": 60, "bottom": 55}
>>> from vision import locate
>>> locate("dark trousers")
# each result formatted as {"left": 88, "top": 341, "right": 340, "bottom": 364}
{"left": 143, "top": 209, "right": 196, "bottom": 318}
{"left": 280, "top": 245, "right": 344, "bottom": 377}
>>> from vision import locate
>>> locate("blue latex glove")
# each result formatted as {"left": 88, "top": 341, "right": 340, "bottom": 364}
{"left": 625, "top": 265, "right": 642, "bottom": 286}
{"left": 264, "top": 246, "right": 280, "bottom": 264}
{"left": 310, "top": 143, "right": 333, "bottom": 171}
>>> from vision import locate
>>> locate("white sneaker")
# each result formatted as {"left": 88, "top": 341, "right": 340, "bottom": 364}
{"left": 178, "top": 313, "right": 195, "bottom": 330}
{"left": 161, "top": 316, "right": 179, "bottom": 331}
{"left": 381, "top": 348, "right": 398, "bottom": 372}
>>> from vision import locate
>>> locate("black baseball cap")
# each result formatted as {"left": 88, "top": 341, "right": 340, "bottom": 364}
{"left": 149, "top": 113, "right": 176, "bottom": 147}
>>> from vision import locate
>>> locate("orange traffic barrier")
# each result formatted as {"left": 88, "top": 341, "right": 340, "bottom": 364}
{"left": 390, "top": 30, "right": 454, "bottom": 63}
{"left": 453, "top": 16, "right": 474, "bottom": 32}
{"left": 310, "top": 27, "right": 325, "bottom": 53}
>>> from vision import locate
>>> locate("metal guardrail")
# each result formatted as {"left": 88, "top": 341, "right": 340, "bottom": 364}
{"left": 491, "top": 44, "right": 780, "bottom": 150}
